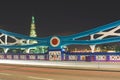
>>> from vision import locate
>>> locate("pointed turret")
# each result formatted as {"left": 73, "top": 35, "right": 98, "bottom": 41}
{"left": 26, "top": 16, "right": 48, "bottom": 53}
{"left": 32, "top": 16, "right": 35, "bottom": 24}
{"left": 30, "top": 16, "right": 37, "bottom": 37}
{"left": 29, "top": 16, "right": 37, "bottom": 44}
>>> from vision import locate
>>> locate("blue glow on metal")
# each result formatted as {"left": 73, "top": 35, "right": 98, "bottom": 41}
{"left": 0, "top": 20, "right": 120, "bottom": 49}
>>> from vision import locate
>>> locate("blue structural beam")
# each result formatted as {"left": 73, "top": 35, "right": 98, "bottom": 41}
{"left": 62, "top": 36, "right": 120, "bottom": 46}
{"left": 0, "top": 20, "right": 120, "bottom": 49}
{"left": 63, "top": 20, "right": 120, "bottom": 40}
{"left": 1, "top": 35, "right": 120, "bottom": 48}
{"left": 0, "top": 29, "right": 49, "bottom": 41}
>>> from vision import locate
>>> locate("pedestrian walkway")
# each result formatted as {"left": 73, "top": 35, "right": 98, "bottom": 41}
{"left": 0, "top": 60, "right": 120, "bottom": 71}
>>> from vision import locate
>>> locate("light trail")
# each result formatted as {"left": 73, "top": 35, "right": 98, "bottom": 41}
{"left": 0, "top": 73, "right": 11, "bottom": 76}
{"left": 28, "top": 76, "right": 54, "bottom": 80}
{"left": 0, "top": 60, "right": 120, "bottom": 71}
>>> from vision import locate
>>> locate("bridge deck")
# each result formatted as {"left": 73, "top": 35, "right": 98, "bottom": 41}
{"left": 0, "top": 60, "right": 120, "bottom": 71}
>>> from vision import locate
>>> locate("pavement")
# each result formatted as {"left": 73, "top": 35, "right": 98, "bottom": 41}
{"left": 0, "top": 60, "right": 120, "bottom": 71}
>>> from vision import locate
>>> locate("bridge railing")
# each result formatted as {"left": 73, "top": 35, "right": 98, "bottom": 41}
{"left": 64, "top": 52, "right": 120, "bottom": 62}
{"left": 0, "top": 52, "right": 120, "bottom": 62}
{"left": 0, "top": 54, "right": 48, "bottom": 60}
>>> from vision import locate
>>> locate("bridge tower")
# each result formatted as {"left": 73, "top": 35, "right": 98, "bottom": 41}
{"left": 29, "top": 16, "right": 37, "bottom": 43}
{"left": 30, "top": 16, "right": 37, "bottom": 38}
{"left": 25, "top": 16, "right": 38, "bottom": 53}
{"left": 26, "top": 16, "right": 48, "bottom": 53}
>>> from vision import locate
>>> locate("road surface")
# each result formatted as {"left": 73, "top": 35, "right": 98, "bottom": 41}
{"left": 0, "top": 60, "right": 120, "bottom": 71}
{"left": 0, "top": 64, "right": 120, "bottom": 80}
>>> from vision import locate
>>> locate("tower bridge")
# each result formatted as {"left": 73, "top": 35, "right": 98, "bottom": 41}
{"left": 0, "top": 17, "right": 120, "bottom": 61}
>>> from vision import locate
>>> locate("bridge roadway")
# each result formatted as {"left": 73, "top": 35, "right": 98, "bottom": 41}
{"left": 0, "top": 60, "right": 120, "bottom": 71}
{"left": 0, "top": 64, "right": 120, "bottom": 80}
{"left": 0, "top": 60, "right": 120, "bottom": 80}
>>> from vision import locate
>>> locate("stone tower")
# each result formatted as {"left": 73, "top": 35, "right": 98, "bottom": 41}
{"left": 29, "top": 16, "right": 37, "bottom": 44}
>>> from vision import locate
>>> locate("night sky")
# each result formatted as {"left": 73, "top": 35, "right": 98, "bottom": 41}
{"left": 0, "top": 1, "right": 120, "bottom": 37}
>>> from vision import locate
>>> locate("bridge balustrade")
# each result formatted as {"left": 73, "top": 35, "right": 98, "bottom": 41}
{"left": 0, "top": 52, "right": 120, "bottom": 62}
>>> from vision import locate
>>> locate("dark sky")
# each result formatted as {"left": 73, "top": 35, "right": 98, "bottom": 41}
{"left": 0, "top": 1, "right": 120, "bottom": 37}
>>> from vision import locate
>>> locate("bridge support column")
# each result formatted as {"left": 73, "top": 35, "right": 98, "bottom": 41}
{"left": 90, "top": 45, "right": 95, "bottom": 53}
{"left": 3, "top": 48, "right": 9, "bottom": 53}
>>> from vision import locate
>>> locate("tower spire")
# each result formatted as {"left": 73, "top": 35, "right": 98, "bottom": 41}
{"left": 30, "top": 16, "right": 37, "bottom": 37}
{"left": 32, "top": 16, "right": 35, "bottom": 24}
{"left": 26, "top": 16, "right": 38, "bottom": 53}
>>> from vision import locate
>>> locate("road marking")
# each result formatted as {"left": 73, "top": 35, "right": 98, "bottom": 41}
{"left": 0, "top": 73, "right": 11, "bottom": 76}
{"left": 28, "top": 76, "right": 54, "bottom": 80}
